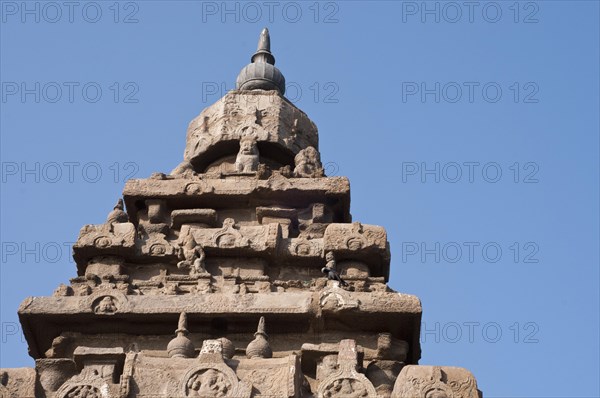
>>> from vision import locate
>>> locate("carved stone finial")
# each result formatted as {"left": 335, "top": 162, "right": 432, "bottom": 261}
{"left": 106, "top": 198, "right": 128, "bottom": 224}
{"left": 254, "top": 28, "right": 274, "bottom": 64}
{"left": 177, "top": 312, "right": 189, "bottom": 334}
{"left": 236, "top": 28, "right": 286, "bottom": 95}
{"left": 167, "top": 312, "right": 195, "bottom": 358}
{"left": 256, "top": 316, "right": 267, "bottom": 337}
{"left": 246, "top": 316, "right": 272, "bottom": 359}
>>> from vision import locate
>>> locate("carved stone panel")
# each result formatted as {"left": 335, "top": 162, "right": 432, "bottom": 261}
{"left": 323, "top": 222, "right": 387, "bottom": 253}
{"left": 86, "top": 290, "right": 131, "bottom": 315}
{"left": 0, "top": 368, "right": 36, "bottom": 398}
{"left": 73, "top": 223, "right": 136, "bottom": 266}
{"left": 391, "top": 365, "right": 480, "bottom": 398}
{"left": 189, "top": 219, "right": 280, "bottom": 254}
{"left": 316, "top": 340, "right": 377, "bottom": 398}
{"left": 183, "top": 90, "right": 318, "bottom": 171}
{"left": 237, "top": 355, "right": 302, "bottom": 398}
{"left": 181, "top": 364, "right": 251, "bottom": 398}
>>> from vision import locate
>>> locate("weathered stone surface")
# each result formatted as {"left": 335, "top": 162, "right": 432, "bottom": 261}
{"left": 73, "top": 222, "right": 136, "bottom": 266}
{"left": 316, "top": 340, "right": 378, "bottom": 398}
{"left": 392, "top": 365, "right": 481, "bottom": 398}
{"left": 0, "top": 368, "right": 36, "bottom": 398}
{"left": 5, "top": 29, "right": 480, "bottom": 398}
{"left": 182, "top": 90, "right": 318, "bottom": 173}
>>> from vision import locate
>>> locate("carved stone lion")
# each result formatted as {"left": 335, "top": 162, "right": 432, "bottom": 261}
{"left": 235, "top": 136, "right": 259, "bottom": 173}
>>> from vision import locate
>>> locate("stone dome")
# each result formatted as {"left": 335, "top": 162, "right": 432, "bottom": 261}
{"left": 167, "top": 334, "right": 195, "bottom": 359}
{"left": 167, "top": 312, "right": 195, "bottom": 358}
{"left": 236, "top": 28, "right": 286, "bottom": 95}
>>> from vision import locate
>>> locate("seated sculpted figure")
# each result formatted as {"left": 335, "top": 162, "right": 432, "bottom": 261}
{"left": 294, "top": 146, "right": 324, "bottom": 177}
{"left": 177, "top": 231, "right": 207, "bottom": 275}
{"left": 235, "top": 136, "right": 260, "bottom": 172}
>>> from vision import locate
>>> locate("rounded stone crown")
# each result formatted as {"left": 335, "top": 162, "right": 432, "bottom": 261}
{"left": 236, "top": 62, "right": 286, "bottom": 94}
{"left": 167, "top": 334, "right": 195, "bottom": 358}
{"left": 236, "top": 28, "right": 286, "bottom": 95}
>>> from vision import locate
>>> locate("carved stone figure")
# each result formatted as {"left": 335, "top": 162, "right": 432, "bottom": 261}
{"left": 391, "top": 366, "right": 479, "bottom": 398}
{"left": 94, "top": 296, "right": 117, "bottom": 314}
{"left": 323, "top": 378, "right": 368, "bottom": 398}
{"left": 321, "top": 252, "right": 348, "bottom": 287}
{"left": 317, "top": 355, "right": 339, "bottom": 381}
{"left": 235, "top": 136, "right": 259, "bottom": 172}
{"left": 177, "top": 230, "right": 207, "bottom": 275}
{"left": 186, "top": 369, "right": 230, "bottom": 397}
{"left": 294, "top": 146, "right": 324, "bottom": 178}
{"left": 106, "top": 199, "right": 128, "bottom": 224}
{"left": 171, "top": 160, "right": 196, "bottom": 177}
{"left": 316, "top": 340, "right": 377, "bottom": 398}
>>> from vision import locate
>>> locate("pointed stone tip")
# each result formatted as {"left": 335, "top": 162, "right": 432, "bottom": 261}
{"left": 256, "top": 316, "right": 267, "bottom": 336}
{"left": 251, "top": 28, "right": 275, "bottom": 65}
{"left": 114, "top": 198, "right": 124, "bottom": 210}
{"left": 177, "top": 312, "right": 188, "bottom": 334}
{"left": 258, "top": 27, "right": 270, "bottom": 51}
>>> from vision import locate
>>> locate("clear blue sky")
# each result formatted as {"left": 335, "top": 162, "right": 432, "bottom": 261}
{"left": 1, "top": 1, "right": 598, "bottom": 397}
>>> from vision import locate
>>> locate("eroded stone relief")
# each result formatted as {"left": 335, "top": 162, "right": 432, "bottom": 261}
{"left": 3, "top": 28, "right": 481, "bottom": 398}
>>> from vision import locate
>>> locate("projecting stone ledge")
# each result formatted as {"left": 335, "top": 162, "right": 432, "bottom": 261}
{"left": 18, "top": 289, "right": 421, "bottom": 361}
{"left": 123, "top": 176, "right": 351, "bottom": 221}
{"left": 19, "top": 290, "right": 421, "bottom": 318}
{"left": 0, "top": 362, "right": 482, "bottom": 398}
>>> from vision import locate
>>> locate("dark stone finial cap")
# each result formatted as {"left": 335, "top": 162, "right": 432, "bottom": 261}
{"left": 236, "top": 28, "right": 286, "bottom": 95}
{"left": 251, "top": 28, "right": 276, "bottom": 65}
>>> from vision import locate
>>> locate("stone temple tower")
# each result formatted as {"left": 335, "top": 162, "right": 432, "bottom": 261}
{"left": 2, "top": 29, "right": 482, "bottom": 398}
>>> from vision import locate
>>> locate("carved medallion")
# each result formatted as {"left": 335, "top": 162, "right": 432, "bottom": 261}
{"left": 391, "top": 366, "right": 479, "bottom": 398}
{"left": 93, "top": 236, "right": 112, "bottom": 248}
{"left": 212, "top": 218, "right": 249, "bottom": 249}
{"left": 149, "top": 243, "right": 166, "bottom": 255}
{"left": 185, "top": 369, "right": 232, "bottom": 397}
{"left": 292, "top": 240, "right": 316, "bottom": 256}
{"left": 321, "top": 377, "right": 371, "bottom": 398}
{"left": 180, "top": 363, "right": 251, "bottom": 398}
{"left": 185, "top": 181, "right": 209, "bottom": 195}
{"left": 86, "top": 290, "right": 130, "bottom": 315}
{"left": 55, "top": 370, "right": 112, "bottom": 398}
{"left": 316, "top": 341, "right": 377, "bottom": 398}
{"left": 345, "top": 236, "right": 366, "bottom": 251}
{"left": 216, "top": 233, "right": 237, "bottom": 248}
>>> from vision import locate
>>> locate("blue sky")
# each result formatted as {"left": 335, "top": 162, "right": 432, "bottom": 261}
{"left": 1, "top": 1, "right": 599, "bottom": 397}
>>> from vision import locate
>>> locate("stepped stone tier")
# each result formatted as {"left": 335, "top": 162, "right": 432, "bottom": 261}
{"left": 1, "top": 29, "right": 482, "bottom": 398}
